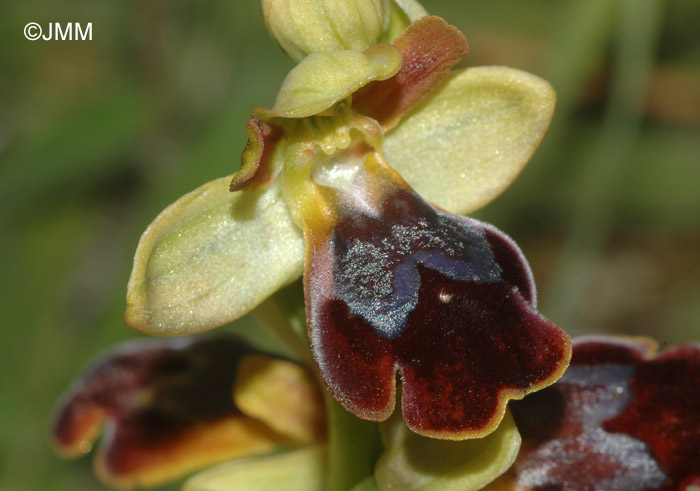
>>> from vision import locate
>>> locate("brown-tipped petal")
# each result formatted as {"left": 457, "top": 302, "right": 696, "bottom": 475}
{"left": 234, "top": 355, "right": 327, "bottom": 445}
{"left": 305, "top": 170, "right": 570, "bottom": 439}
{"left": 52, "top": 337, "right": 289, "bottom": 489}
{"left": 353, "top": 16, "right": 468, "bottom": 131}
{"left": 505, "top": 336, "right": 700, "bottom": 491}
{"left": 230, "top": 117, "right": 285, "bottom": 192}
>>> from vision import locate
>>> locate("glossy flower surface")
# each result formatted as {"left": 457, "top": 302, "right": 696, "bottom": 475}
{"left": 124, "top": 8, "right": 568, "bottom": 440}
{"left": 493, "top": 336, "right": 700, "bottom": 490}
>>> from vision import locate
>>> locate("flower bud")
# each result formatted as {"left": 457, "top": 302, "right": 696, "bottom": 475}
{"left": 261, "top": 0, "right": 390, "bottom": 62}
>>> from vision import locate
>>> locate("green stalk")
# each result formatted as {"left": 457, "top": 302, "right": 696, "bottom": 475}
{"left": 253, "top": 282, "right": 381, "bottom": 490}
{"left": 324, "top": 392, "right": 382, "bottom": 491}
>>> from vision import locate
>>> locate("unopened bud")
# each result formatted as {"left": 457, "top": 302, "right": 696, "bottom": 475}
{"left": 261, "top": 0, "right": 390, "bottom": 62}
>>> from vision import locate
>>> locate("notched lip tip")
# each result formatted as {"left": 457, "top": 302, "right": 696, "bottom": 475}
{"left": 404, "top": 414, "right": 505, "bottom": 441}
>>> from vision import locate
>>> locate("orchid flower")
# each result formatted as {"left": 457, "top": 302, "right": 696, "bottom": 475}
{"left": 51, "top": 335, "right": 700, "bottom": 489}
{"left": 51, "top": 336, "right": 325, "bottom": 489}
{"left": 124, "top": 1, "right": 570, "bottom": 441}
{"left": 50, "top": 333, "right": 524, "bottom": 490}
{"left": 53, "top": 0, "right": 576, "bottom": 489}
{"left": 492, "top": 336, "right": 700, "bottom": 491}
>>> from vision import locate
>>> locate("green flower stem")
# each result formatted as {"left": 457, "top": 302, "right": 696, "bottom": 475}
{"left": 324, "top": 392, "right": 382, "bottom": 491}
{"left": 253, "top": 283, "right": 382, "bottom": 490}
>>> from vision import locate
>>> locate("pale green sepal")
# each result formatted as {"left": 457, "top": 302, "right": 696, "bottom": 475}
{"left": 384, "top": 66, "right": 556, "bottom": 215}
{"left": 260, "top": 45, "right": 402, "bottom": 119}
{"left": 184, "top": 446, "right": 326, "bottom": 491}
{"left": 375, "top": 410, "right": 521, "bottom": 491}
{"left": 125, "top": 177, "right": 304, "bottom": 336}
{"left": 381, "top": 0, "right": 428, "bottom": 43}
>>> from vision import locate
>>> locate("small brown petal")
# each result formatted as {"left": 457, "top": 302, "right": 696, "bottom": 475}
{"left": 352, "top": 16, "right": 468, "bottom": 131}
{"left": 230, "top": 117, "right": 284, "bottom": 192}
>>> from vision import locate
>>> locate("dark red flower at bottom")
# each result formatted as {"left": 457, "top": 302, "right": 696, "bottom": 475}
{"left": 499, "top": 336, "right": 700, "bottom": 490}
{"left": 52, "top": 336, "right": 324, "bottom": 488}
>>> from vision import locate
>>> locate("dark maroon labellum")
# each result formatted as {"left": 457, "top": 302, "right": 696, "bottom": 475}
{"left": 307, "top": 179, "right": 570, "bottom": 438}
{"left": 334, "top": 188, "right": 501, "bottom": 339}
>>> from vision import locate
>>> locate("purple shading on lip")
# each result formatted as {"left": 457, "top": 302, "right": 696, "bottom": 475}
{"left": 306, "top": 183, "right": 570, "bottom": 438}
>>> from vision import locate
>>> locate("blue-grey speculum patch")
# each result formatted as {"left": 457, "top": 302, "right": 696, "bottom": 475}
{"left": 334, "top": 213, "right": 502, "bottom": 339}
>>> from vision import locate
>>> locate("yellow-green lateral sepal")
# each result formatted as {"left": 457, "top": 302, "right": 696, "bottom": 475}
{"left": 384, "top": 66, "right": 556, "bottom": 215}
{"left": 258, "top": 44, "right": 402, "bottom": 119}
{"left": 125, "top": 177, "right": 304, "bottom": 335}
{"left": 375, "top": 410, "right": 521, "bottom": 490}
{"left": 184, "top": 446, "right": 326, "bottom": 491}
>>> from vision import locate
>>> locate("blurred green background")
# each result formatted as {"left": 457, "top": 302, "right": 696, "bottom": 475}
{"left": 1, "top": 0, "right": 698, "bottom": 489}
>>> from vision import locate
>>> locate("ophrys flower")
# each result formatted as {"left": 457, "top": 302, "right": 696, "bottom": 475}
{"left": 124, "top": 9, "right": 569, "bottom": 440}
